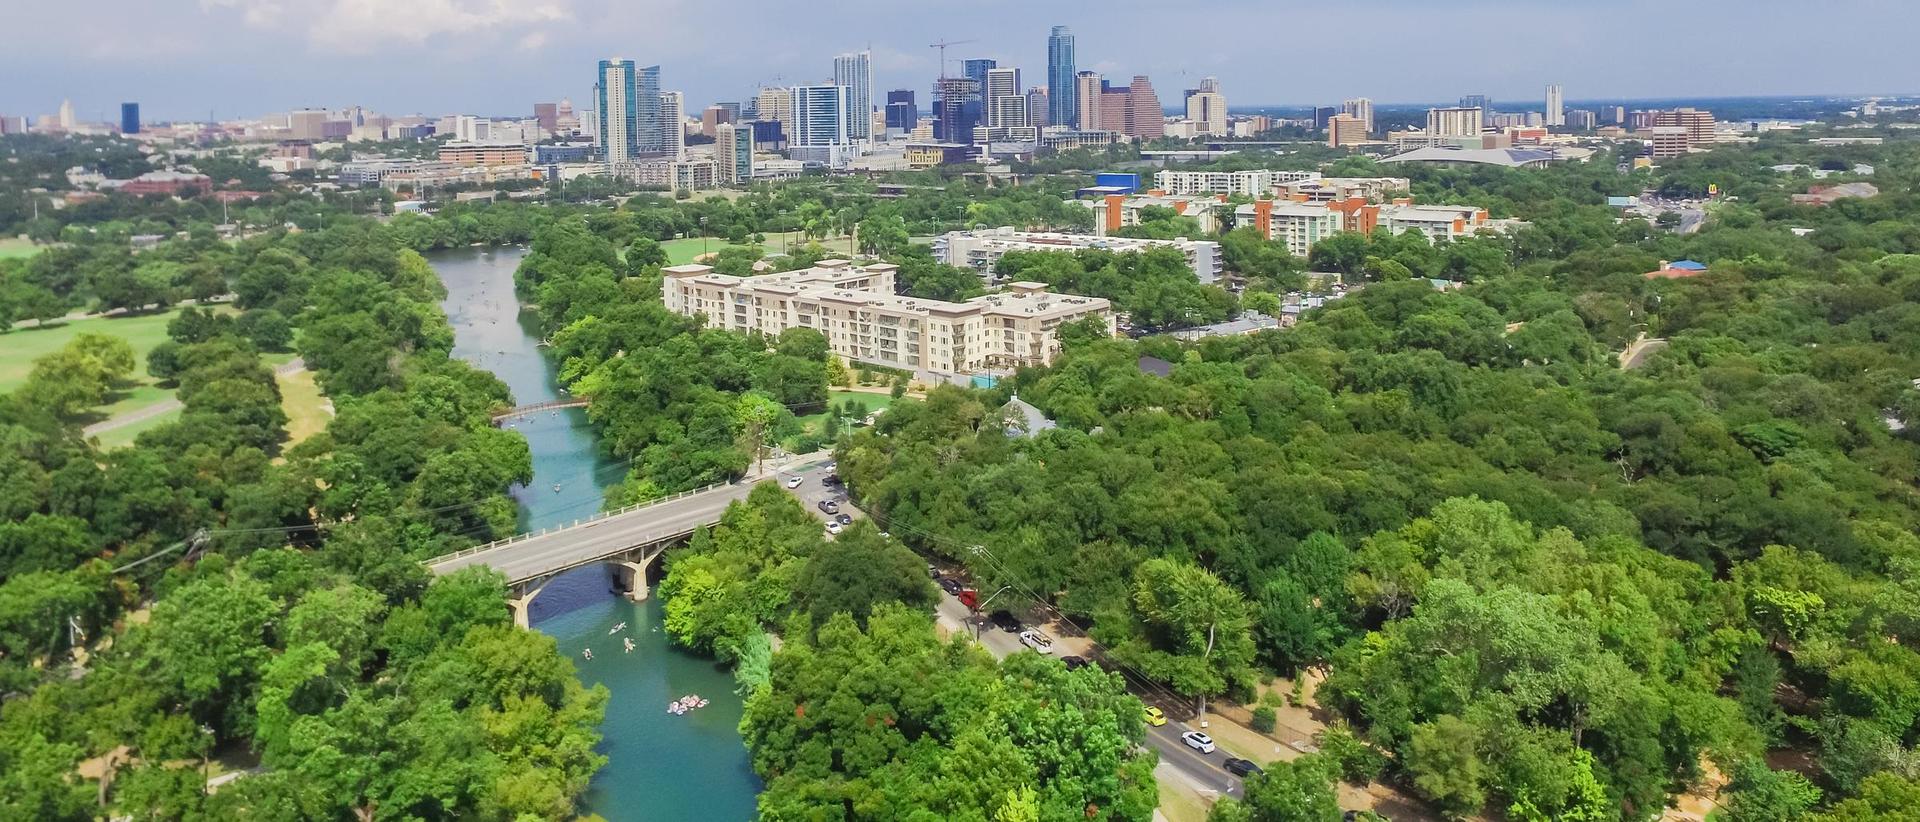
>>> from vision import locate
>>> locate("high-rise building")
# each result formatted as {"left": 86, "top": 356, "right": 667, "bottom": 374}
{"left": 1340, "top": 97, "right": 1373, "bottom": 135}
{"left": 120, "top": 102, "right": 140, "bottom": 135}
{"left": 1047, "top": 25, "right": 1077, "bottom": 129}
{"left": 1186, "top": 78, "right": 1227, "bottom": 136}
{"left": 715, "top": 123, "right": 754, "bottom": 184}
{"left": 595, "top": 59, "right": 667, "bottom": 166}
{"left": 791, "top": 85, "right": 849, "bottom": 146}
{"left": 1125, "top": 76, "right": 1163, "bottom": 140}
{"left": 934, "top": 77, "right": 982, "bottom": 144}
{"left": 660, "top": 90, "right": 686, "bottom": 159}
{"left": 534, "top": 102, "right": 558, "bottom": 133}
{"left": 1027, "top": 87, "right": 1049, "bottom": 128}
{"left": 1075, "top": 71, "right": 1102, "bottom": 131}
{"left": 986, "top": 67, "right": 1026, "bottom": 129}
{"left": 1426, "top": 106, "right": 1482, "bottom": 137}
{"left": 963, "top": 59, "right": 997, "bottom": 91}
{"left": 1566, "top": 109, "right": 1597, "bottom": 131}
{"left": 57, "top": 99, "right": 75, "bottom": 131}
{"left": 884, "top": 89, "right": 916, "bottom": 133}
{"left": 756, "top": 87, "right": 794, "bottom": 141}
{"left": 1312, "top": 106, "right": 1337, "bottom": 131}
{"left": 289, "top": 108, "right": 328, "bottom": 140}
{"left": 1459, "top": 94, "right": 1488, "bottom": 111}
{"left": 701, "top": 105, "right": 734, "bottom": 137}
{"left": 1607, "top": 105, "right": 1627, "bottom": 125}
{"left": 596, "top": 60, "right": 638, "bottom": 166}
{"left": 1651, "top": 107, "right": 1716, "bottom": 146}
{"left": 1098, "top": 82, "right": 1131, "bottom": 134}
{"left": 833, "top": 50, "right": 874, "bottom": 141}
{"left": 1327, "top": 114, "right": 1368, "bottom": 147}
{"left": 1545, "top": 84, "right": 1565, "bottom": 128}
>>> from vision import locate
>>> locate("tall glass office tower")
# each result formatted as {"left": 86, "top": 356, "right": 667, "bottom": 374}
{"left": 596, "top": 59, "right": 667, "bottom": 165}
{"left": 1047, "top": 25, "right": 1076, "bottom": 128}
{"left": 832, "top": 51, "right": 873, "bottom": 141}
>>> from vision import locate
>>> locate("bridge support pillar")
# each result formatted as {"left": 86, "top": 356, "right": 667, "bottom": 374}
{"left": 507, "top": 577, "right": 553, "bottom": 630}
{"left": 612, "top": 547, "right": 663, "bottom": 602}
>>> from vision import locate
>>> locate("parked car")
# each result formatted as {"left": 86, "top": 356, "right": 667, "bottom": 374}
{"left": 956, "top": 588, "right": 979, "bottom": 609}
{"left": 1061, "top": 655, "right": 1090, "bottom": 670}
{"left": 988, "top": 610, "right": 1020, "bottom": 632}
{"left": 1181, "top": 731, "right": 1216, "bottom": 754}
{"left": 784, "top": 476, "right": 803, "bottom": 489}
{"left": 822, "top": 473, "right": 842, "bottom": 486}
{"left": 825, "top": 521, "right": 843, "bottom": 535}
{"left": 1143, "top": 706, "right": 1167, "bottom": 727}
{"left": 1224, "top": 757, "right": 1263, "bottom": 777}
{"left": 817, "top": 499, "right": 839, "bottom": 515}
{"left": 1018, "top": 630, "right": 1054, "bottom": 654}
{"left": 835, "top": 513, "right": 852, "bottom": 525}
{"left": 938, "top": 577, "right": 964, "bottom": 595}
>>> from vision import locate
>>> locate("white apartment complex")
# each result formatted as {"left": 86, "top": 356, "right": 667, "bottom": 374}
{"left": 662, "top": 260, "right": 1113, "bottom": 373}
{"left": 1151, "top": 169, "right": 1319, "bottom": 197}
{"left": 1234, "top": 200, "right": 1344, "bottom": 258}
{"left": 1085, "top": 193, "right": 1225, "bottom": 237}
{"left": 1377, "top": 202, "right": 1490, "bottom": 242}
{"left": 935, "top": 227, "right": 1224, "bottom": 285}
{"left": 1279, "top": 176, "right": 1410, "bottom": 203}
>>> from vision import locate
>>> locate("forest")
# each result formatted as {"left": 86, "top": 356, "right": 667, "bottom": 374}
{"left": 833, "top": 135, "right": 1920, "bottom": 820}
{"left": 0, "top": 217, "right": 604, "bottom": 819}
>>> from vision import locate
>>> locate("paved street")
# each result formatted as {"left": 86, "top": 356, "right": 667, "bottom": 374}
{"left": 784, "top": 477, "right": 1251, "bottom": 800}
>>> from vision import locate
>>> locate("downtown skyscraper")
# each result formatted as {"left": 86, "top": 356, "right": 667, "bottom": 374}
{"left": 595, "top": 59, "right": 667, "bottom": 168}
{"left": 1047, "top": 26, "right": 1076, "bottom": 128}
{"left": 833, "top": 50, "right": 874, "bottom": 141}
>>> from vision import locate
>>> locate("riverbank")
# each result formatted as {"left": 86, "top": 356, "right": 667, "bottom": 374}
{"left": 429, "top": 245, "right": 760, "bottom": 821}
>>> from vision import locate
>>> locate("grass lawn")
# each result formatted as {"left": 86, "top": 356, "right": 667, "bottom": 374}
{"left": 277, "top": 367, "right": 331, "bottom": 447}
{"left": 0, "top": 310, "right": 185, "bottom": 395}
{"left": 92, "top": 410, "right": 177, "bottom": 450}
{"left": 1158, "top": 782, "right": 1214, "bottom": 822}
{"left": 792, "top": 390, "right": 895, "bottom": 434}
{"left": 658, "top": 232, "right": 855, "bottom": 266}
{"left": 0, "top": 237, "right": 46, "bottom": 259}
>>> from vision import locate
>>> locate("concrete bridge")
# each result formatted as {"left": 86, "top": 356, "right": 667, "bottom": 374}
{"left": 426, "top": 480, "right": 761, "bottom": 627}
{"left": 492, "top": 397, "right": 591, "bottom": 423}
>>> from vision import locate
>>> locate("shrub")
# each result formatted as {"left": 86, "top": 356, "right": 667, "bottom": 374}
{"left": 1251, "top": 706, "right": 1277, "bottom": 733}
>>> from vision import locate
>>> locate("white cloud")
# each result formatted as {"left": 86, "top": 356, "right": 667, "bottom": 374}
{"left": 204, "top": 0, "right": 572, "bottom": 53}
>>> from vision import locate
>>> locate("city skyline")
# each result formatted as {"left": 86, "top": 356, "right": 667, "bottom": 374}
{"left": 4, "top": 1, "right": 1916, "bottom": 121}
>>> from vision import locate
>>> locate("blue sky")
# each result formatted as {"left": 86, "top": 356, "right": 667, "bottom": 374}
{"left": 3, "top": 0, "right": 1914, "bottom": 122}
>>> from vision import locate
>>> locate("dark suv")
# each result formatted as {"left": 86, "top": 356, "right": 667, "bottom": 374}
{"left": 988, "top": 610, "right": 1021, "bottom": 632}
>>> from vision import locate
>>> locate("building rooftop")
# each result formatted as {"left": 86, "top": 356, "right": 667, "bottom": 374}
{"left": 1380, "top": 146, "right": 1589, "bottom": 168}
{"left": 1001, "top": 394, "right": 1057, "bottom": 438}
{"left": 664, "top": 261, "right": 1110, "bottom": 322}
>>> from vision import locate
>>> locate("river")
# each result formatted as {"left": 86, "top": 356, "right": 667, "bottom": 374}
{"left": 432, "top": 246, "right": 761, "bottom": 821}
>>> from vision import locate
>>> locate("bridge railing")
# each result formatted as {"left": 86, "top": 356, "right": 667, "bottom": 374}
{"left": 424, "top": 481, "right": 734, "bottom": 568}
{"left": 490, "top": 397, "right": 593, "bottom": 422}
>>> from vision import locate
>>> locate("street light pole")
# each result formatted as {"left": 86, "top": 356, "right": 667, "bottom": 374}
{"left": 971, "top": 584, "right": 1013, "bottom": 641}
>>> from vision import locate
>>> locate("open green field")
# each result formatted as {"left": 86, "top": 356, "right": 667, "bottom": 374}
{"left": 0, "top": 238, "right": 46, "bottom": 259}
{"left": 658, "top": 232, "right": 855, "bottom": 266}
{"left": 0, "top": 310, "right": 184, "bottom": 395}
{"left": 277, "top": 367, "right": 331, "bottom": 447}
{"left": 793, "top": 390, "right": 895, "bottom": 434}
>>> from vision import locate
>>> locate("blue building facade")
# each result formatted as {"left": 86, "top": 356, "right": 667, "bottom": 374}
{"left": 1047, "top": 26, "right": 1076, "bottom": 128}
{"left": 120, "top": 103, "right": 140, "bottom": 134}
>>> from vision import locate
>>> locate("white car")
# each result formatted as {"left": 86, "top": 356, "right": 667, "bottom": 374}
{"left": 825, "top": 520, "right": 843, "bottom": 535}
{"left": 785, "top": 476, "right": 803, "bottom": 489}
{"left": 1018, "top": 630, "right": 1054, "bottom": 654}
{"left": 1182, "top": 731, "right": 1216, "bottom": 754}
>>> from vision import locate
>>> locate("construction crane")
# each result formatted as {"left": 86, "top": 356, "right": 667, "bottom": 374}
{"left": 929, "top": 39, "right": 977, "bottom": 80}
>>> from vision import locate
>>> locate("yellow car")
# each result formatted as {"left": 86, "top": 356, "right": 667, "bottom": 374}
{"left": 1143, "top": 706, "right": 1167, "bottom": 727}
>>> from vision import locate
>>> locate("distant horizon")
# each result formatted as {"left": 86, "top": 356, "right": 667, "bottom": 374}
{"left": 5, "top": 1, "right": 1919, "bottom": 124}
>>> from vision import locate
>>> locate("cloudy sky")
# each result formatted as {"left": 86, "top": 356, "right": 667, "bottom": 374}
{"left": 4, "top": 0, "right": 1914, "bottom": 122}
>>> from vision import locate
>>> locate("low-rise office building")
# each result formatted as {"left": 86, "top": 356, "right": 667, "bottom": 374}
{"left": 1279, "top": 176, "right": 1410, "bottom": 203}
{"left": 437, "top": 142, "right": 528, "bottom": 166}
{"left": 662, "top": 259, "right": 1113, "bottom": 374}
{"left": 935, "top": 227, "right": 1223, "bottom": 284}
{"left": 1151, "top": 169, "right": 1317, "bottom": 197}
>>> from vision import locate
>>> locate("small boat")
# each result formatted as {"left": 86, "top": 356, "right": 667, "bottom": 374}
{"left": 553, "top": 483, "right": 562, "bottom": 493}
{"left": 582, "top": 649, "right": 593, "bottom": 660}
{"left": 623, "top": 637, "right": 635, "bottom": 653}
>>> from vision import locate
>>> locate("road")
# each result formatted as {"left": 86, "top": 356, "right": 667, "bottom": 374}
{"left": 1618, "top": 335, "right": 1668, "bottom": 370}
{"left": 82, "top": 357, "right": 307, "bottom": 438}
{"left": 782, "top": 471, "right": 1249, "bottom": 801}
{"left": 428, "top": 480, "right": 760, "bottom": 582}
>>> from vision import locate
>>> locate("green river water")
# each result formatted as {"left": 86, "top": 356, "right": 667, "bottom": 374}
{"left": 432, "top": 246, "right": 761, "bottom": 821}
